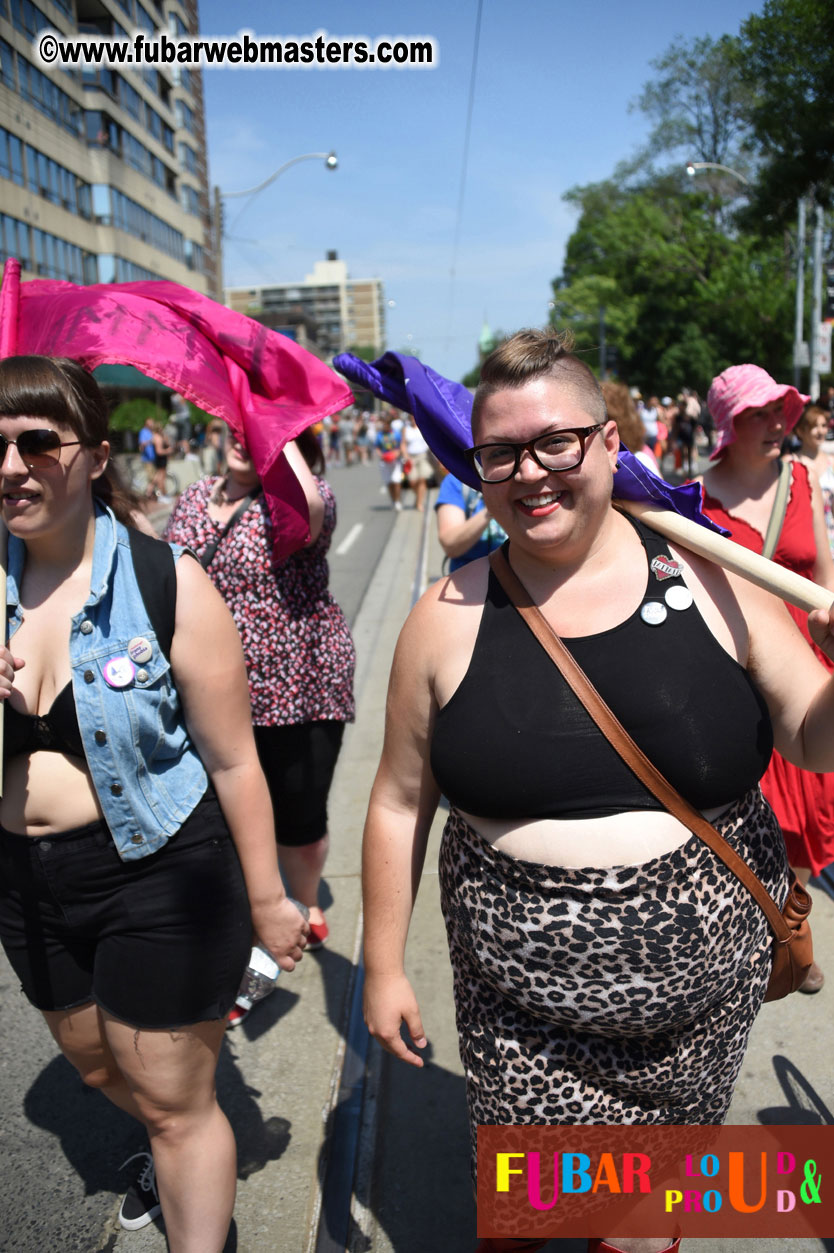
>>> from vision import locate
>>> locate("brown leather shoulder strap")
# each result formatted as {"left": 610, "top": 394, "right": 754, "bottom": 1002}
{"left": 488, "top": 546, "right": 790, "bottom": 941}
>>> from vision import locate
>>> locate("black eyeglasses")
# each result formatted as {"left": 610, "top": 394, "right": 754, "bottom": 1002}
{"left": 0, "top": 429, "right": 83, "bottom": 469}
{"left": 466, "top": 424, "right": 606, "bottom": 483}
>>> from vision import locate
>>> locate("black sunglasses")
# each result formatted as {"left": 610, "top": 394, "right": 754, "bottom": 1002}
{"left": 0, "top": 429, "right": 83, "bottom": 469}
{"left": 466, "top": 423, "right": 606, "bottom": 483}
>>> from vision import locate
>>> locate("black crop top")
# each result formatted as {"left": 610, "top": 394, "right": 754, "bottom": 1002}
{"left": 4, "top": 682, "right": 85, "bottom": 760}
{"left": 430, "top": 518, "right": 773, "bottom": 819}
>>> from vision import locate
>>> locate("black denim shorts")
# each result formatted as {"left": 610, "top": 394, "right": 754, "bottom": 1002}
{"left": 0, "top": 790, "right": 252, "bottom": 1028}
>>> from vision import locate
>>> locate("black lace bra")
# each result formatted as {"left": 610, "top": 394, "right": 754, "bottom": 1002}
{"left": 5, "top": 682, "right": 85, "bottom": 760}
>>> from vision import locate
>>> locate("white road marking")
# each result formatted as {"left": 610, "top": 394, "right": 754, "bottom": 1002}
{"left": 334, "top": 522, "right": 363, "bottom": 556}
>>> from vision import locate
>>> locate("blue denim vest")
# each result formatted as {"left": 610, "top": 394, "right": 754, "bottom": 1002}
{"left": 6, "top": 504, "right": 208, "bottom": 861}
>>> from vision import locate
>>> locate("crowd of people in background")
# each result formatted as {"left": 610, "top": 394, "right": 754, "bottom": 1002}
{"left": 620, "top": 386, "right": 713, "bottom": 477}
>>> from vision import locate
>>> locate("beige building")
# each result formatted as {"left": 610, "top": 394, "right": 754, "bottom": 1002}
{"left": 0, "top": 0, "right": 215, "bottom": 293}
{"left": 227, "top": 251, "right": 386, "bottom": 359}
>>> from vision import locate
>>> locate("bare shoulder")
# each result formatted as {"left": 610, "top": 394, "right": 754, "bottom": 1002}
{"left": 174, "top": 548, "right": 214, "bottom": 597}
{"left": 173, "top": 553, "right": 234, "bottom": 633}
{"left": 408, "top": 555, "right": 490, "bottom": 623}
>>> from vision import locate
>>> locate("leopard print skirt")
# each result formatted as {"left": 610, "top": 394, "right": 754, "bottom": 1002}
{"left": 438, "top": 788, "right": 789, "bottom": 1162}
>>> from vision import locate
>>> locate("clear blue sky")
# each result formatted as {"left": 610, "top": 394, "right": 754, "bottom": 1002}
{"left": 199, "top": 0, "right": 761, "bottom": 382}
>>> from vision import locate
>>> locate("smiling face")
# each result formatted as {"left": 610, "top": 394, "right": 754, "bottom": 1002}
{"left": 474, "top": 375, "right": 619, "bottom": 561}
{"left": 0, "top": 357, "right": 112, "bottom": 543}
{"left": 0, "top": 414, "right": 109, "bottom": 540}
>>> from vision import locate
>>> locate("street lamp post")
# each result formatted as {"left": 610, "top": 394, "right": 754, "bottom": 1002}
{"left": 794, "top": 198, "right": 807, "bottom": 389}
{"left": 811, "top": 201, "right": 825, "bottom": 399}
{"left": 212, "top": 151, "right": 338, "bottom": 302}
{"left": 685, "top": 161, "right": 750, "bottom": 186}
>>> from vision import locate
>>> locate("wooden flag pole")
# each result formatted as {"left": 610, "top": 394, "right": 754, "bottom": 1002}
{"left": 615, "top": 499, "right": 833, "bottom": 615}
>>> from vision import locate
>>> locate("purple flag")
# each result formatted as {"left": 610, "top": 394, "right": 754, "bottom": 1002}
{"left": 334, "top": 351, "right": 726, "bottom": 535}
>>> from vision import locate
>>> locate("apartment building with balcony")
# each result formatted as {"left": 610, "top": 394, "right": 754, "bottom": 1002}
{"left": 0, "top": 0, "right": 215, "bottom": 293}
{"left": 226, "top": 251, "right": 386, "bottom": 359}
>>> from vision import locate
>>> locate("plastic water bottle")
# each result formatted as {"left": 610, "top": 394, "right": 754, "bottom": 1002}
{"left": 234, "top": 899, "right": 310, "bottom": 1012}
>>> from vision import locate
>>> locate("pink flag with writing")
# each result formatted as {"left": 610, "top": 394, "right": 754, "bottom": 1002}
{"left": 0, "top": 259, "right": 354, "bottom": 559}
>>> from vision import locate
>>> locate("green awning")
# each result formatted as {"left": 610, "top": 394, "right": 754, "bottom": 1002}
{"left": 93, "top": 365, "right": 172, "bottom": 392}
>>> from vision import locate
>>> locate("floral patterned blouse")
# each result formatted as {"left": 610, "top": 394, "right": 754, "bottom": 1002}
{"left": 164, "top": 476, "right": 356, "bottom": 727}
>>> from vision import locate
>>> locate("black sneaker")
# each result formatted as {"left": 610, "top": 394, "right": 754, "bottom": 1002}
{"left": 119, "top": 1150, "right": 161, "bottom": 1231}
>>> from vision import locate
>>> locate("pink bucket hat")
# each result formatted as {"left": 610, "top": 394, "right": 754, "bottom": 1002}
{"left": 708, "top": 364, "right": 809, "bottom": 460}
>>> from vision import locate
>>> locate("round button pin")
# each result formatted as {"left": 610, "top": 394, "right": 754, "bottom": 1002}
{"left": 103, "top": 657, "right": 136, "bottom": 688}
{"left": 665, "top": 585, "right": 694, "bottom": 611}
{"left": 80, "top": 620, "right": 93, "bottom": 635}
{"left": 127, "top": 636, "right": 153, "bottom": 664}
{"left": 641, "top": 601, "right": 668, "bottom": 626}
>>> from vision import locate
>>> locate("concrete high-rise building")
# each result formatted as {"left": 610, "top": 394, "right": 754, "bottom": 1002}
{"left": 226, "top": 251, "right": 386, "bottom": 359}
{"left": 0, "top": 0, "right": 215, "bottom": 293}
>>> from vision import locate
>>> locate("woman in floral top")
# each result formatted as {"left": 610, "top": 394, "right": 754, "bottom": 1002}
{"left": 165, "top": 429, "right": 355, "bottom": 1017}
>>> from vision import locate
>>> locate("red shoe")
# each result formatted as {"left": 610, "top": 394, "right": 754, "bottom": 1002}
{"left": 306, "top": 918, "right": 329, "bottom": 951}
{"left": 226, "top": 1002, "right": 251, "bottom": 1029}
{"left": 588, "top": 1241, "right": 681, "bottom": 1252}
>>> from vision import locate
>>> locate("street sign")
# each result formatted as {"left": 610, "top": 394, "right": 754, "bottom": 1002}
{"left": 795, "top": 341, "right": 810, "bottom": 368}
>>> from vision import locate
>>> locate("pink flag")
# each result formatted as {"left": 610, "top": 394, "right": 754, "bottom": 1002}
{"left": 0, "top": 259, "right": 354, "bottom": 559}
{"left": 0, "top": 257, "right": 19, "bottom": 359}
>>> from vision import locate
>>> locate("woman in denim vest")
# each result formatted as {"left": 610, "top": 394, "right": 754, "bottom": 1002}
{"left": 0, "top": 356, "right": 309, "bottom": 1253}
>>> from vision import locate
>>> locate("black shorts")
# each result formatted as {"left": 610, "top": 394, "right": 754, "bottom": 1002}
{"left": 254, "top": 720, "right": 345, "bottom": 847}
{"left": 154, "top": 453, "right": 168, "bottom": 470}
{"left": 0, "top": 791, "right": 251, "bottom": 1028}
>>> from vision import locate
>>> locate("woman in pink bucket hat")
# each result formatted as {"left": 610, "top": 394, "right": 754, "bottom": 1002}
{"left": 700, "top": 364, "right": 833, "bottom": 992}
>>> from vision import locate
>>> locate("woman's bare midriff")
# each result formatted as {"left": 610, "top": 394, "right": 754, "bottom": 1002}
{"left": 0, "top": 752, "right": 104, "bottom": 835}
{"left": 460, "top": 804, "right": 732, "bottom": 869}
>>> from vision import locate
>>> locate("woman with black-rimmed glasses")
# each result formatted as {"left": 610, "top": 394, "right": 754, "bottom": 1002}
{"left": 0, "top": 355, "right": 308, "bottom": 1253}
{"left": 361, "top": 328, "right": 834, "bottom": 1253}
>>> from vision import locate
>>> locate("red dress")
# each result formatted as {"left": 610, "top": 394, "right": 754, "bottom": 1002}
{"left": 702, "top": 460, "right": 834, "bottom": 875}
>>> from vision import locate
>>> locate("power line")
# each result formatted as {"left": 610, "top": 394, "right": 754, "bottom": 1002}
{"left": 444, "top": 0, "right": 484, "bottom": 356}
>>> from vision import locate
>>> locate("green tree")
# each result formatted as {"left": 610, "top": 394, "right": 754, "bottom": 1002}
{"left": 184, "top": 401, "right": 215, "bottom": 429}
{"left": 632, "top": 34, "right": 754, "bottom": 173}
{"left": 552, "top": 173, "right": 794, "bottom": 394}
{"left": 739, "top": 0, "right": 834, "bottom": 225}
{"left": 345, "top": 344, "right": 380, "bottom": 362}
{"left": 109, "top": 398, "right": 166, "bottom": 434}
